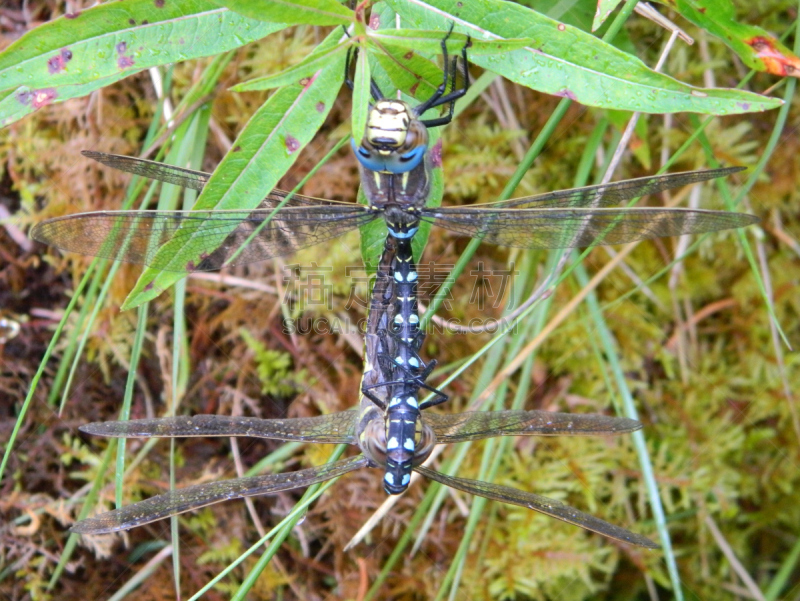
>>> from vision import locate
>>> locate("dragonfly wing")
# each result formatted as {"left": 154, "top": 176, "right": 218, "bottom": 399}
{"left": 425, "top": 206, "right": 758, "bottom": 250}
{"left": 80, "top": 412, "right": 360, "bottom": 445}
{"left": 82, "top": 151, "right": 210, "bottom": 191}
{"left": 31, "top": 205, "right": 373, "bottom": 271}
{"left": 81, "top": 151, "right": 357, "bottom": 209}
{"left": 415, "top": 465, "right": 658, "bottom": 548}
{"left": 426, "top": 411, "right": 641, "bottom": 443}
{"left": 71, "top": 455, "right": 369, "bottom": 534}
{"left": 460, "top": 167, "right": 746, "bottom": 210}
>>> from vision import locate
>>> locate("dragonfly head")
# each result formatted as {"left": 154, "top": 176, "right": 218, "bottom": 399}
{"left": 352, "top": 100, "right": 429, "bottom": 175}
{"left": 360, "top": 415, "right": 437, "bottom": 495}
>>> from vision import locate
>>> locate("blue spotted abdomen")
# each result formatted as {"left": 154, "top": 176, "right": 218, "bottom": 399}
{"left": 382, "top": 237, "right": 423, "bottom": 494}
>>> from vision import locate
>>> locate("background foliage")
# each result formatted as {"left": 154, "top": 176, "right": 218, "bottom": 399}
{"left": 0, "top": 1, "right": 798, "bottom": 600}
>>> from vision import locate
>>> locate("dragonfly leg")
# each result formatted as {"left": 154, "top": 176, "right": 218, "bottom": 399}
{"left": 362, "top": 359, "right": 448, "bottom": 408}
{"left": 344, "top": 43, "right": 354, "bottom": 88}
{"left": 415, "top": 359, "right": 449, "bottom": 408}
{"left": 417, "top": 23, "right": 471, "bottom": 127}
{"left": 344, "top": 42, "right": 384, "bottom": 100}
{"left": 362, "top": 387, "right": 388, "bottom": 410}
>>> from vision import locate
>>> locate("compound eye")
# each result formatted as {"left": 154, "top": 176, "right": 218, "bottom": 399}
{"left": 362, "top": 418, "right": 387, "bottom": 466}
{"left": 411, "top": 424, "right": 437, "bottom": 466}
{"left": 399, "top": 146, "right": 425, "bottom": 168}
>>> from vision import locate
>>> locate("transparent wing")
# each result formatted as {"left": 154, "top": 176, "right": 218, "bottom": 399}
{"left": 415, "top": 465, "right": 658, "bottom": 548}
{"left": 71, "top": 455, "right": 369, "bottom": 534}
{"left": 426, "top": 411, "right": 641, "bottom": 443}
{"left": 32, "top": 151, "right": 374, "bottom": 271}
{"left": 424, "top": 167, "right": 757, "bottom": 249}
{"left": 31, "top": 203, "right": 375, "bottom": 271}
{"left": 450, "top": 167, "right": 745, "bottom": 210}
{"left": 81, "top": 152, "right": 358, "bottom": 207}
{"left": 82, "top": 150, "right": 212, "bottom": 191}
{"left": 424, "top": 206, "right": 758, "bottom": 249}
{"left": 80, "top": 412, "right": 360, "bottom": 445}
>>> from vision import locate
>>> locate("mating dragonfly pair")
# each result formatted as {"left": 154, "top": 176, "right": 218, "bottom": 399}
{"left": 34, "top": 30, "right": 757, "bottom": 548}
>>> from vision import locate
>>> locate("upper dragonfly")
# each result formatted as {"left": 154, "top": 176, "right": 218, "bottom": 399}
{"left": 31, "top": 26, "right": 758, "bottom": 272}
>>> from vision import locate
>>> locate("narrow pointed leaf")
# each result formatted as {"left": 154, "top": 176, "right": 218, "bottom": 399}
{"left": 0, "top": 0, "right": 285, "bottom": 97}
{"left": 351, "top": 42, "right": 371, "bottom": 144}
{"left": 370, "top": 29, "right": 538, "bottom": 55}
{"left": 369, "top": 42, "right": 451, "bottom": 103}
{"left": 0, "top": 75, "right": 118, "bottom": 127}
{"left": 387, "top": 0, "right": 781, "bottom": 115}
{"left": 593, "top": 0, "right": 624, "bottom": 31}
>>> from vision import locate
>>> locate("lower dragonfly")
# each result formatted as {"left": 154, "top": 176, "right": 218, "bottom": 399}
{"left": 70, "top": 192, "right": 657, "bottom": 547}
{"left": 66, "top": 161, "right": 664, "bottom": 547}
{"left": 71, "top": 232, "right": 657, "bottom": 548}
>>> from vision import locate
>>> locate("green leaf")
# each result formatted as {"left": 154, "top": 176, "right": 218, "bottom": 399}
{"left": 0, "top": 0, "right": 285, "bottom": 95}
{"left": 121, "top": 31, "right": 346, "bottom": 309}
{"left": 386, "top": 0, "right": 782, "bottom": 115}
{"left": 233, "top": 39, "right": 351, "bottom": 91}
{"left": 351, "top": 42, "right": 371, "bottom": 144}
{"left": 212, "top": 0, "right": 353, "bottom": 26}
{"left": 660, "top": 0, "right": 800, "bottom": 78}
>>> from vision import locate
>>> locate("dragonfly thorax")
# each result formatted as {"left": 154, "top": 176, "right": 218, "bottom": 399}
{"left": 383, "top": 205, "right": 421, "bottom": 240}
{"left": 352, "top": 100, "right": 429, "bottom": 175}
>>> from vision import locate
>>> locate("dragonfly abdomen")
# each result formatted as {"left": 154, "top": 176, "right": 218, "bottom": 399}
{"left": 382, "top": 236, "right": 425, "bottom": 494}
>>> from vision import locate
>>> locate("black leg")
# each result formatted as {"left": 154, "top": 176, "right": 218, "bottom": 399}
{"left": 344, "top": 44, "right": 356, "bottom": 91}
{"left": 413, "top": 22, "right": 456, "bottom": 117}
{"left": 344, "top": 39, "right": 386, "bottom": 100}
{"left": 419, "top": 389, "right": 449, "bottom": 410}
{"left": 363, "top": 346, "right": 448, "bottom": 405}
{"left": 370, "top": 78, "right": 385, "bottom": 101}
{"left": 362, "top": 387, "right": 387, "bottom": 410}
{"left": 418, "top": 31, "right": 471, "bottom": 127}
{"left": 414, "top": 23, "right": 471, "bottom": 127}
{"left": 362, "top": 373, "right": 447, "bottom": 407}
